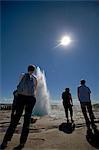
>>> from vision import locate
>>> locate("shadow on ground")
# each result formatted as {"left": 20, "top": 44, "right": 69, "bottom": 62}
{"left": 86, "top": 128, "right": 99, "bottom": 149}
{"left": 59, "top": 122, "right": 75, "bottom": 134}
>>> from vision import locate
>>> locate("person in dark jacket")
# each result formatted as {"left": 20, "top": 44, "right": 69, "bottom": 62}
{"left": 62, "top": 88, "right": 74, "bottom": 123}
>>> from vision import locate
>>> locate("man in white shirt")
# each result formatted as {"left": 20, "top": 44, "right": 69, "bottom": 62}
{"left": 77, "top": 80, "right": 96, "bottom": 130}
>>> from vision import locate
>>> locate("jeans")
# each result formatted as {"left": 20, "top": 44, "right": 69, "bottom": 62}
{"left": 63, "top": 103, "right": 73, "bottom": 120}
{"left": 3, "top": 94, "right": 36, "bottom": 144}
{"left": 80, "top": 101, "right": 95, "bottom": 128}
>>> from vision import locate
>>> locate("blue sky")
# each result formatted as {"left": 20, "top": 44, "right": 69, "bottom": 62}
{"left": 1, "top": 1, "right": 99, "bottom": 102}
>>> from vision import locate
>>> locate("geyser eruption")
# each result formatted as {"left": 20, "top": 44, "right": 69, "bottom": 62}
{"left": 33, "top": 67, "right": 51, "bottom": 116}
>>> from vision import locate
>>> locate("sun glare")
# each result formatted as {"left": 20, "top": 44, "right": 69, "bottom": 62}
{"left": 60, "top": 36, "right": 71, "bottom": 46}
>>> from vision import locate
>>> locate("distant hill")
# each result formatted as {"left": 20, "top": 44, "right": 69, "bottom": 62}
{"left": 93, "top": 103, "right": 99, "bottom": 109}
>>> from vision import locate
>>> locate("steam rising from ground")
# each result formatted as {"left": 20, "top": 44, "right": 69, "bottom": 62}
{"left": 33, "top": 67, "right": 51, "bottom": 116}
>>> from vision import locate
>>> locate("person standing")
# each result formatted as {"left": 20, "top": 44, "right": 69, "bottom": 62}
{"left": 77, "top": 79, "right": 96, "bottom": 130}
{"left": 62, "top": 88, "right": 74, "bottom": 123}
{"left": 0, "top": 65, "right": 37, "bottom": 149}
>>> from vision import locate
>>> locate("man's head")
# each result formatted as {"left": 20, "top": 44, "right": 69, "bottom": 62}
{"left": 80, "top": 80, "right": 86, "bottom": 85}
{"left": 28, "top": 65, "right": 36, "bottom": 74}
{"left": 65, "top": 88, "right": 70, "bottom": 92}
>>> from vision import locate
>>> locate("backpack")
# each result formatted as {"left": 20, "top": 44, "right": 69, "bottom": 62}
{"left": 17, "top": 73, "right": 34, "bottom": 96}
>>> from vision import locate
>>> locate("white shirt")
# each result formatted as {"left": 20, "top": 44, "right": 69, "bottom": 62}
{"left": 78, "top": 85, "right": 91, "bottom": 102}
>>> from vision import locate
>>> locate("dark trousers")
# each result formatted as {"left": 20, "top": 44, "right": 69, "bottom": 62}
{"left": 63, "top": 103, "right": 73, "bottom": 120}
{"left": 80, "top": 101, "right": 95, "bottom": 128}
{"left": 3, "top": 94, "right": 36, "bottom": 144}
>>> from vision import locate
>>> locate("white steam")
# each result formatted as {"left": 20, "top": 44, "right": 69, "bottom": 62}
{"left": 33, "top": 67, "right": 51, "bottom": 116}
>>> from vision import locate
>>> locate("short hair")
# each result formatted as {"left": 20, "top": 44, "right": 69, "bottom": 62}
{"left": 65, "top": 88, "right": 70, "bottom": 92}
{"left": 80, "top": 80, "right": 86, "bottom": 85}
{"left": 28, "top": 65, "right": 35, "bottom": 72}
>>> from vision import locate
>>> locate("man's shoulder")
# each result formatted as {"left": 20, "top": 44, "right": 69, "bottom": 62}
{"left": 19, "top": 73, "right": 25, "bottom": 81}
{"left": 78, "top": 86, "right": 82, "bottom": 89}
{"left": 86, "top": 86, "right": 90, "bottom": 89}
{"left": 20, "top": 73, "right": 29, "bottom": 77}
{"left": 62, "top": 91, "right": 65, "bottom": 94}
{"left": 86, "top": 86, "right": 91, "bottom": 92}
{"left": 78, "top": 85, "right": 91, "bottom": 91}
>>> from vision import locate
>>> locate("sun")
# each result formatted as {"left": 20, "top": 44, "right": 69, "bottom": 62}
{"left": 60, "top": 36, "right": 71, "bottom": 46}
{"left": 53, "top": 35, "right": 72, "bottom": 49}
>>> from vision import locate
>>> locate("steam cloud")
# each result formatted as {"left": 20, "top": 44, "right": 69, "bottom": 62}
{"left": 33, "top": 67, "right": 51, "bottom": 116}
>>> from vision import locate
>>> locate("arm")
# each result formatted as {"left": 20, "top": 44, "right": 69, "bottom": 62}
{"left": 77, "top": 87, "right": 80, "bottom": 101}
{"left": 87, "top": 87, "right": 91, "bottom": 100}
{"left": 87, "top": 87, "right": 91, "bottom": 94}
{"left": 70, "top": 94, "right": 73, "bottom": 105}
